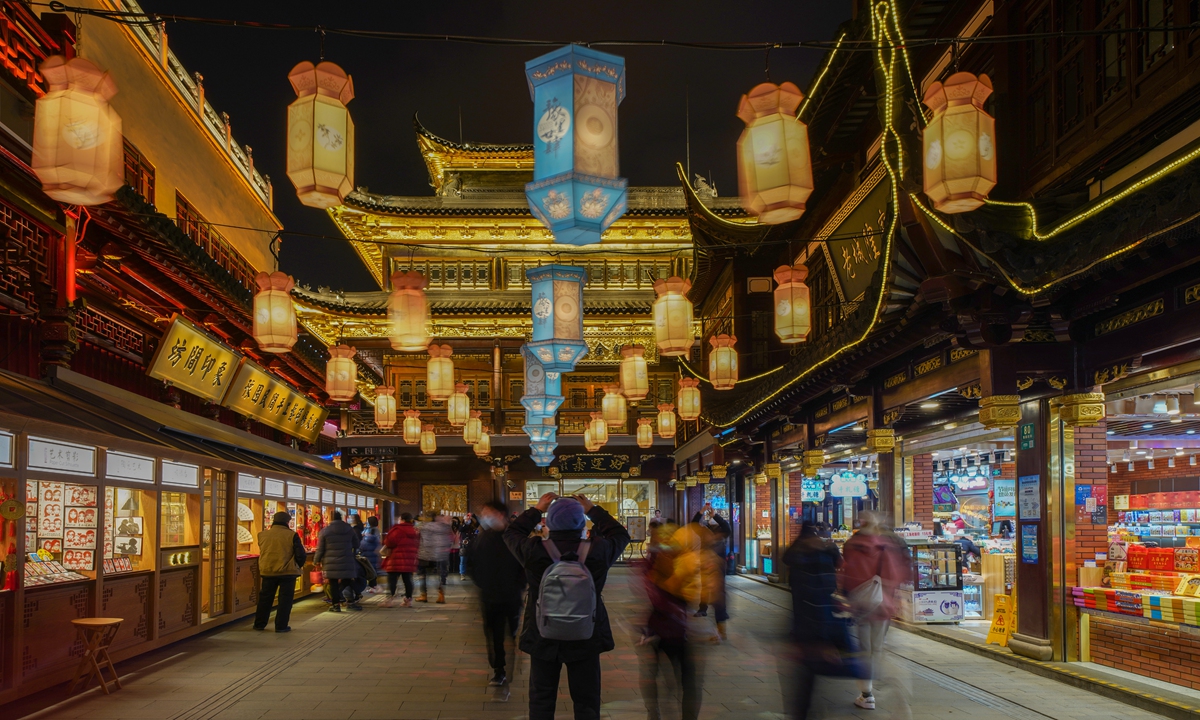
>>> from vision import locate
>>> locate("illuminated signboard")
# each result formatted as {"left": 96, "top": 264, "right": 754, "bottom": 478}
{"left": 830, "top": 472, "right": 868, "bottom": 498}
{"left": 801, "top": 478, "right": 825, "bottom": 503}
{"left": 147, "top": 315, "right": 240, "bottom": 403}
{"left": 222, "top": 359, "right": 328, "bottom": 443}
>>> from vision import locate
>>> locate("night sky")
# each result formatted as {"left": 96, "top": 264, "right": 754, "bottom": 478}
{"left": 143, "top": 1, "right": 850, "bottom": 291}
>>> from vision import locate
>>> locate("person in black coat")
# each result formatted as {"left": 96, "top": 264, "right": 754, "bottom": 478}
{"left": 315, "top": 510, "right": 361, "bottom": 612}
{"left": 784, "top": 522, "right": 850, "bottom": 720}
{"left": 504, "top": 493, "right": 631, "bottom": 720}
{"left": 469, "top": 501, "right": 526, "bottom": 687}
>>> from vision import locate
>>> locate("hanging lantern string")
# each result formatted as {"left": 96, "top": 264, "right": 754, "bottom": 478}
{"left": 677, "top": 357, "right": 782, "bottom": 385}
{"left": 35, "top": 2, "right": 1200, "bottom": 53}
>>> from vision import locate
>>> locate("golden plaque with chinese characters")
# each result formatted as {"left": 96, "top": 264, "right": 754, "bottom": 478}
{"left": 223, "top": 360, "right": 329, "bottom": 443}
{"left": 147, "top": 315, "right": 240, "bottom": 403}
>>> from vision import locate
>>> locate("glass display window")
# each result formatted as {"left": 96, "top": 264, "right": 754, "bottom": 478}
{"left": 161, "top": 491, "right": 201, "bottom": 547}
{"left": 562, "top": 479, "right": 620, "bottom": 514}
{"left": 25, "top": 479, "right": 99, "bottom": 585}
{"left": 620, "top": 480, "right": 656, "bottom": 523}
{"left": 301, "top": 504, "right": 324, "bottom": 549}
{"left": 1, "top": 477, "right": 16, "bottom": 591}
{"left": 236, "top": 497, "right": 262, "bottom": 558}
{"left": 104, "top": 486, "right": 157, "bottom": 573}
{"left": 526, "top": 480, "right": 561, "bottom": 508}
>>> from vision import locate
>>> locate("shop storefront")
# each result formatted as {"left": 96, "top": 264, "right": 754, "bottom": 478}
{"left": 0, "top": 369, "right": 391, "bottom": 703}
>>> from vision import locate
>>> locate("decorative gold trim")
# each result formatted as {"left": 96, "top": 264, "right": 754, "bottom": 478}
{"left": 913, "top": 355, "right": 943, "bottom": 377}
{"left": 1059, "top": 392, "right": 1106, "bottom": 428}
{"left": 832, "top": 396, "right": 851, "bottom": 411}
{"left": 1016, "top": 377, "right": 1035, "bottom": 391}
{"left": 958, "top": 383, "right": 982, "bottom": 399}
{"left": 1095, "top": 299, "right": 1164, "bottom": 337}
{"left": 950, "top": 347, "right": 977, "bottom": 363}
{"left": 884, "top": 371, "right": 908, "bottom": 389}
{"left": 882, "top": 407, "right": 902, "bottom": 425}
{"left": 1093, "top": 363, "right": 1130, "bottom": 385}
{"left": 866, "top": 428, "right": 895, "bottom": 453}
{"left": 817, "top": 163, "right": 889, "bottom": 305}
{"left": 1047, "top": 376, "right": 1067, "bottom": 390}
{"left": 978, "top": 395, "right": 1021, "bottom": 430}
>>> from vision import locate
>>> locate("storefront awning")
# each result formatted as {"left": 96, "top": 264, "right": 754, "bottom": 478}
{"left": 0, "top": 367, "right": 397, "bottom": 501}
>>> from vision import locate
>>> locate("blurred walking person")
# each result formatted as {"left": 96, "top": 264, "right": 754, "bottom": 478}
{"left": 459, "top": 513, "right": 479, "bottom": 578}
{"left": 784, "top": 522, "right": 862, "bottom": 719}
{"left": 505, "top": 494, "right": 630, "bottom": 720}
{"left": 360, "top": 516, "right": 383, "bottom": 594}
{"left": 315, "top": 510, "right": 361, "bottom": 613}
{"left": 253, "top": 511, "right": 306, "bottom": 632}
{"left": 417, "top": 513, "right": 453, "bottom": 603}
{"left": 469, "top": 501, "right": 525, "bottom": 686}
{"left": 382, "top": 512, "right": 419, "bottom": 606}
{"left": 842, "top": 512, "right": 909, "bottom": 711}
{"left": 639, "top": 522, "right": 717, "bottom": 720}
{"left": 449, "top": 517, "right": 463, "bottom": 580}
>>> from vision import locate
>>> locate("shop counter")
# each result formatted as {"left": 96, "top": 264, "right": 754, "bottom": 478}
{"left": 232, "top": 555, "right": 260, "bottom": 613}
{"left": 19, "top": 579, "right": 97, "bottom": 683}
{"left": 100, "top": 570, "right": 154, "bottom": 653}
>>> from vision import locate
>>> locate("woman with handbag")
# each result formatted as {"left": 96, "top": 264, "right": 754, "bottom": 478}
{"left": 841, "top": 512, "right": 909, "bottom": 711}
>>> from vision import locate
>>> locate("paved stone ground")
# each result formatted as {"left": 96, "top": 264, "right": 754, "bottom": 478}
{"left": 6, "top": 569, "right": 1173, "bottom": 720}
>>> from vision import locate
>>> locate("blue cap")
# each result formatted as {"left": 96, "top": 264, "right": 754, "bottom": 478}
{"left": 546, "top": 498, "right": 586, "bottom": 531}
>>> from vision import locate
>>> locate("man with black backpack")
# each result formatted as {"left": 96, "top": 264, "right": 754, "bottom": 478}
{"left": 504, "top": 492, "right": 630, "bottom": 720}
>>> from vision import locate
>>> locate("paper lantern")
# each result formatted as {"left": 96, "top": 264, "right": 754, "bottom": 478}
{"left": 286, "top": 60, "right": 355, "bottom": 209}
{"left": 419, "top": 424, "right": 437, "bottom": 455}
{"left": 252, "top": 272, "right": 298, "bottom": 353}
{"left": 447, "top": 383, "right": 471, "bottom": 426}
{"left": 473, "top": 432, "right": 490, "bottom": 457}
{"left": 636, "top": 418, "right": 653, "bottom": 448}
{"left": 366, "top": 465, "right": 378, "bottom": 483}
{"left": 388, "top": 270, "right": 430, "bottom": 352}
{"left": 583, "top": 425, "right": 599, "bottom": 452}
{"left": 708, "top": 335, "right": 738, "bottom": 390}
{"left": 374, "top": 386, "right": 396, "bottom": 430}
{"left": 520, "top": 345, "right": 565, "bottom": 418}
{"left": 653, "top": 277, "right": 694, "bottom": 357}
{"left": 463, "top": 410, "right": 483, "bottom": 445}
{"left": 602, "top": 384, "right": 627, "bottom": 428}
{"left": 531, "top": 448, "right": 557, "bottom": 467}
{"left": 589, "top": 412, "right": 609, "bottom": 446}
{"left": 525, "top": 265, "right": 588, "bottom": 371}
{"left": 524, "top": 416, "right": 558, "bottom": 443}
{"left": 32, "top": 55, "right": 123, "bottom": 206}
{"left": 619, "top": 345, "right": 649, "bottom": 401}
{"left": 677, "top": 378, "right": 701, "bottom": 421}
{"left": 524, "top": 45, "right": 628, "bottom": 246}
{"left": 403, "top": 410, "right": 422, "bottom": 445}
{"left": 922, "top": 72, "right": 996, "bottom": 213}
{"left": 736, "top": 82, "right": 813, "bottom": 224}
{"left": 657, "top": 403, "right": 677, "bottom": 438}
{"left": 773, "top": 263, "right": 811, "bottom": 344}
{"left": 325, "top": 345, "right": 357, "bottom": 402}
{"left": 427, "top": 345, "right": 455, "bottom": 400}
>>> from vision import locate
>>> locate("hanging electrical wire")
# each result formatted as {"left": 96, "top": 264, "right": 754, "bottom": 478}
{"left": 35, "top": 1, "right": 1200, "bottom": 53}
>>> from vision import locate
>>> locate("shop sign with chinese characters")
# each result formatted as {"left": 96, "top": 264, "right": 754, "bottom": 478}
{"left": 801, "top": 478, "right": 825, "bottom": 503}
{"left": 223, "top": 360, "right": 328, "bottom": 443}
{"left": 554, "top": 454, "right": 631, "bottom": 475}
{"left": 147, "top": 315, "right": 239, "bottom": 403}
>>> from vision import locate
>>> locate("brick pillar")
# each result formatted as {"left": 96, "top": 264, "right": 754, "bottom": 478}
{"left": 912, "top": 453, "right": 934, "bottom": 529}
{"left": 1073, "top": 418, "right": 1109, "bottom": 568}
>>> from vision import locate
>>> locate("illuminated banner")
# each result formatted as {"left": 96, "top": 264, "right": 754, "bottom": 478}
{"left": 554, "top": 453, "right": 631, "bottom": 475}
{"left": 147, "top": 315, "right": 240, "bottom": 403}
{"left": 223, "top": 360, "right": 328, "bottom": 443}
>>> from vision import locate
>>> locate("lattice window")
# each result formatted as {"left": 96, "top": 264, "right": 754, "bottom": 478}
{"left": 123, "top": 139, "right": 155, "bottom": 205}
{"left": 1097, "top": 12, "right": 1128, "bottom": 103}
{"left": 0, "top": 203, "right": 51, "bottom": 311}
{"left": 175, "top": 192, "right": 257, "bottom": 291}
{"left": 77, "top": 307, "right": 145, "bottom": 355}
{"left": 209, "top": 469, "right": 227, "bottom": 616}
{"left": 1139, "top": 0, "right": 1175, "bottom": 72}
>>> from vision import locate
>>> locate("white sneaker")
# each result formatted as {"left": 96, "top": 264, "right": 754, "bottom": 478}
{"left": 855, "top": 694, "right": 876, "bottom": 710}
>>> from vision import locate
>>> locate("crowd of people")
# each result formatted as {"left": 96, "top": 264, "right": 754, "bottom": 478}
{"left": 250, "top": 497, "right": 912, "bottom": 720}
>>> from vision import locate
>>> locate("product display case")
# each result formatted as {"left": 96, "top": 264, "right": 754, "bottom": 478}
{"left": 104, "top": 486, "right": 157, "bottom": 573}
{"left": 25, "top": 480, "right": 99, "bottom": 584}
{"left": 236, "top": 497, "right": 261, "bottom": 558}
{"left": 896, "top": 542, "right": 966, "bottom": 624}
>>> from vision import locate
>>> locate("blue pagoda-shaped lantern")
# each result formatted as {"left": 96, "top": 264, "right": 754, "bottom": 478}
{"left": 524, "top": 45, "right": 627, "bottom": 246}
{"left": 520, "top": 345, "right": 565, "bottom": 419}
{"left": 525, "top": 265, "right": 588, "bottom": 372}
{"left": 530, "top": 449, "right": 557, "bottom": 467}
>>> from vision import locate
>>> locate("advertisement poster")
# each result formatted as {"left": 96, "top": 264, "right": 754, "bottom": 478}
{"left": 1019, "top": 475, "right": 1041, "bottom": 519}
{"left": 38, "top": 481, "right": 64, "bottom": 538}
{"left": 933, "top": 484, "right": 957, "bottom": 512}
{"left": 1021, "top": 523, "right": 1039, "bottom": 564}
{"left": 63, "top": 549, "right": 94, "bottom": 571}
{"left": 912, "top": 591, "right": 965, "bottom": 623}
{"left": 993, "top": 479, "right": 1016, "bottom": 517}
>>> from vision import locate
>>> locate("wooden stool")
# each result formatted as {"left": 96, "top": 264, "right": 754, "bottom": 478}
{"left": 68, "top": 618, "right": 123, "bottom": 695}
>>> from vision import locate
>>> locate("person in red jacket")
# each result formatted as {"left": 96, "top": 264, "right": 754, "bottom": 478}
{"left": 382, "top": 512, "right": 420, "bottom": 607}
{"left": 840, "top": 512, "right": 910, "bottom": 712}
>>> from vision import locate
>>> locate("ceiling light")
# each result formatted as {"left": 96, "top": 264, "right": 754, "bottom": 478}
{"left": 1149, "top": 459, "right": 1156, "bottom": 470}
{"left": 1136, "top": 450, "right": 1147, "bottom": 455}
{"left": 932, "top": 452, "right": 940, "bottom": 457}
{"left": 1192, "top": 455, "right": 1198, "bottom": 466}
{"left": 1128, "top": 463, "right": 1135, "bottom": 471}
{"left": 920, "top": 402, "right": 938, "bottom": 409}
{"left": 1177, "top": 448, "right": 1185, "bottom": 455}
{"left": 1122, "top": 450, "right": 1130, "bottom": 461}
{"left": 1106, "top": 430, "right": 1114, "bottom": 435}
{"left": 1169, "top": 457, "right": 1176, "bottom": 468}
{"left": 1153, "top": 399, "right": 1169, "bottom": 414}
{"left": 1167, "top": 396, "right": 1181, "bottom": 415}
{"left": 1143, "top": 423, "right": 1154, "bottom": 429}
{"left": 1171, "top": 417, "right": 1183, "bottom": 424}
{"left": 1111, "top": 464, "right": 1118, "bottom": 473}
{"left": 958, "top": 447, "right": 967, "bottom": 452}
{"left": 1190, "top": 430, "right": 1197, "bottom": 435}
